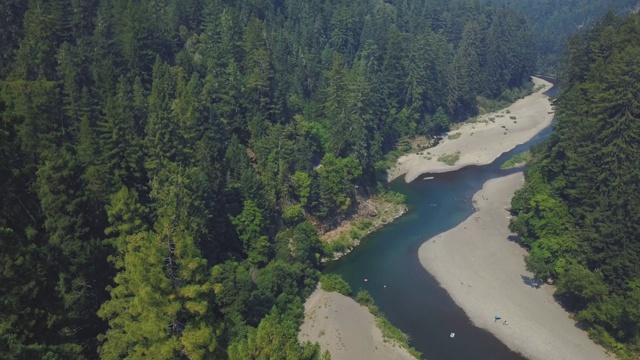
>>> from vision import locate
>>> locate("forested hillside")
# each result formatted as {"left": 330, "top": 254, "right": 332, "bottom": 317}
{"left": 485, "top": 0, "right": 638, "bottom": 74}
{"left": 509, "top": 12, "right": 640, "bottom": 357}
{"left": 1, "top": 0, "right": 536, "bottom": 358}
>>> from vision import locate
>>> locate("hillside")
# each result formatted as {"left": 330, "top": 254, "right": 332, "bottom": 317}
{"left": 485, "top": 0, "right": 638, "bottom": 74}
{"left": 0, "top": 0, "right": 537, "bottom": 358}
{"left": 509, "top": 12, "right": 640, "bottom": 358}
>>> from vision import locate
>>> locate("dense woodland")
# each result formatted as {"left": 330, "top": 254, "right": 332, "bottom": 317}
{"left": 0, "top": 0, "right": 537, "bottom": 358}
{"left": 485, "top": 0, "right": 639, "bottom": 74}
{"left": 510, "top": 12, "right": 640, "bottom": 357}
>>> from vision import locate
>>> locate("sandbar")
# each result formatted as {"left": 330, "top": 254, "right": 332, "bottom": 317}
{"left": 418, "top": 173, "right": 612, "bottom": 360}
{"left": 299, "top": 288, "right": 416, "bottom": 360}
{"left": 388, "top": 77, "right": 554, "bottom": 183}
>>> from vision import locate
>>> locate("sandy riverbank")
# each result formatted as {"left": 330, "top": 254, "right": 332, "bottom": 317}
{"left": 418, "top": 173, "right": 612, "bottom": 360}
{"left": 299, "top": 288, "right": 416, "bottom": 360}
{"left": 388, "top": 76, "right": 554, "bottom": 183}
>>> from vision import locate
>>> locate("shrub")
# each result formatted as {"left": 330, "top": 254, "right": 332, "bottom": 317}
{"left": 282, "top": 204, "right": 303, "bottom": 222}
{"left": 356, "top": 290, "right": 376, "bottom": 310}
{"left": 378, "top": 186, "right": 406, "bottom": 205}
{"left": 353, "top": 219, "right": 373, "bottom": 231}
{"left": 324, "top": 233, "right": 352, "bottom": 254}
{"left": 437, "top": 151, "right": 460, "bottom": 166}
{"left": 447, "top": 132, "right": 461, "bottom": 140}
{"left": 501, "top": 151, "right": 531, "bottom": 169}
{"left": 320, "top": 274, "right": 352, "bottom": 296}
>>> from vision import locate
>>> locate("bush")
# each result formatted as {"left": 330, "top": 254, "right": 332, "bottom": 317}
{"left": 282, "top": 204, "right": 303, "bottom": 223}
{"left": 377, "top": 185, "right": 406, "bottom": 205}
{"left": 348, "top": 227, "right": 362, "bottom": 240}
{"left": 353, "top": 219, "right": 373, "bottom": 231}
{"left": 323, "top": 233, "right": 352, "bottom": 254}
{"left": 510, "top": 115, "right": 517, "bottom": 120}
{"left": 447, "top": 132, "right": 461, "bottom": 140}
{"left": 356, "top": 290, "right": 376, "bottom": 311}
{"left": 501, "top": 151, "right": 531, "bottom": 169}
{"left": 320, "top": 274, "right": 352, "bottom": 296}
{"left": 437, "top": 151, "right": 460, "bottom": 166}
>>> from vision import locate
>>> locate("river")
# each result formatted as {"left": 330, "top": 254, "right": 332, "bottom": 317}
{"left": 323, "top": 84, "right": 558, "bottom": 360}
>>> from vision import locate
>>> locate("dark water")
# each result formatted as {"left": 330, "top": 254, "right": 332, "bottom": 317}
{"left": 324, "top": 85, "right": 558, "bottom": 360}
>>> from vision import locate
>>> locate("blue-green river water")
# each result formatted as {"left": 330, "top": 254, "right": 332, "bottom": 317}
{"left": 324, "top": 85, "right": 557, "bottom": 360}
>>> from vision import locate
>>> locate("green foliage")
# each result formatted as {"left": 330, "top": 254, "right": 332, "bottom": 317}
{"left": 437, "top": 151, "right": 461, "bottom": 166}
{"left": 98, "top": 166, "right": 220, "bottom": 359}
{"left": 378, "top": 186, "right": 406, "bottom": 205}
{"left": 316, "top": 154, "right": 362, "bottom": 218}
{"left": 476, "top": 84, "right": 533, "bottom": 114}
{"left": 447, "top": 132, "right": 461, "bottom": 140}
{"left": 355, "top": 290, "right": 377, "bottom": 312}
{"left": 320, "top": 274, "right": 352, "bottom": 296}
{"left": 228, "top": 309, "right": 323, "bottom": 360}
{"left": 509, "top": 12, "right": 640, "bottom": 357}
{"left": 322, "top": 233, "right": 354, "bottom": 255}
{"left": 274, "top": 222, "right": 324, "bottom": 268}
{"left": 375, "top": 140, "right": 412, "bottom": 173}
{"left": 0, "top": 0, "right": 540, "bottom": 357}
{"left": 292, "top": 171, "right": 312, "bottom": 206}
{"left": 231, "top": 200, "right": 272, "bottom": 267}
{"left": 500, "top": 151, "right": 531, "bottom": 169}
{"left": 353, "top": 218, "right": 373, "bottom": 232}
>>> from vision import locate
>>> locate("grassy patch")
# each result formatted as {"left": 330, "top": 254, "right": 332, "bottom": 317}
{"left": 356, "top": 290, "right": 421, "bottom": 359}
{"left": 375, "top": 139, "right": 413, "bottom": 172}
{"left": 323, "top": 233, "right": 353, "bottom": 254}
{"left": 447, "top": 132, "right": 461, "bottom": 140}
{"left": 353, "top": 218, "right": 373, "bottom": 231}
{"left": 437, "top": 151, "right": 460, "bottom": 166}
{"left": 501, "top": 151, "right": 531, "bottom": 169}
{"left": 320, "top": 274, "right": 352, "bottom": 296}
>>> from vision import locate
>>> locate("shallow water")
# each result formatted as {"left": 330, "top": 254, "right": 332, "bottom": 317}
{"left": 323, "top": 85, "right": 557, "bottom": 360}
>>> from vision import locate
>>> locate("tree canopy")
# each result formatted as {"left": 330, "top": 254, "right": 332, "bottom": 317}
{"left": 1, "top": 0, "right": 537, "bottom": 358}
{"left": 509, "top": 12, "right": 640, "bottom": 357}
{"left": 484, "top": 0, "right": 638, "bottom": 74}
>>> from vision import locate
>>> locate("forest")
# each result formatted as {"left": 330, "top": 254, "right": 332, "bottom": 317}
{"left": 485, "top": 0, "right": 638, "bottom": 74}
{"left": 0, "top": 0, "right": 537, "bottom": 358}
{"left": 509, "top": 12, "right": 640, "bottom": 358}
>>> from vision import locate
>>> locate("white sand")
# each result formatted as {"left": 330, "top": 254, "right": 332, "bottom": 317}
{"left": 299, "top": 288, "right": 416, "bottom": 360}
{"left": 388, "top": 77, "right": 555, "bottom": 183}
{"left": 419, "top": 174, "right": 613, "bottom": 360}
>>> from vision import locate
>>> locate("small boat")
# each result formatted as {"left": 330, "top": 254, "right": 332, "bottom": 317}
{"left": 450, "top": 333, "right": 455, "bottom": 338}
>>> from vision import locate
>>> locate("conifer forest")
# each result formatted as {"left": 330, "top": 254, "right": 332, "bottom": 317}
{"left": 1, "top": 0, "right": 638, "bottom": 358}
